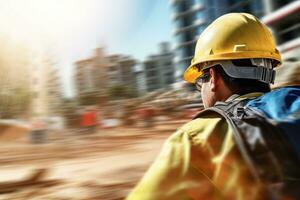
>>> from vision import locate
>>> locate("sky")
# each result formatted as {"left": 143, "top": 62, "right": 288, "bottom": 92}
{"left": 0, "top": 0, "right": 174, "bottom": 97}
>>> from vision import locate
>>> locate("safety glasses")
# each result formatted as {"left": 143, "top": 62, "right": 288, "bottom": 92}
{"left": 195, "top": 73, "right": 210, "bottom": 91}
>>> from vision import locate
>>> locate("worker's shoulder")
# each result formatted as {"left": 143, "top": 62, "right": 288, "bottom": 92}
{"left": 178, "top": 113, "right": 226, "bottom": 137}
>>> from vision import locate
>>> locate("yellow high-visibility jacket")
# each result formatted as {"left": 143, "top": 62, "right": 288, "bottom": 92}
{"left": 127, "top": 93, "right": 266, "bottom": 200}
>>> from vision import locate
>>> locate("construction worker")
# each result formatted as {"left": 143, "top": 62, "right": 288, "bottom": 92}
{"left": 126, "top": 13, "right": 300, "bottom": 200}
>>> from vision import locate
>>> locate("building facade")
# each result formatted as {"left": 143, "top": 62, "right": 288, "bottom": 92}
{"left": 262, "top": 0, "right": 300, "bottom": 61}
{"left": 210, "top": 0, "right": 265, "bottom": 19}
{"left": 143, "top": 42, "right": 175, "bottom": 92}
{"left": 75, "top": 48, "right": 109, "bottom": 103}
{"left": 30, "top": 55, "right": 65, "bottom": 118}
{"left": 134, "top": 62, "right": 147, "bottom": 96}
{"left": 119, "top": 56, "right": 137, "bottom": 89}
{"left": 75, "top": 48, "right": 139, "bottom": 101}
{"left": 170, "top": 0, "right": 206, "bottom": 79}
{"left": 106, "top": 55, "right": 122, "bottom": 87}
{"left": 30, "top": 56, "right": 49, "bottom": 117}
{"left": 106, "top": 54, "right": 137, "bottom": 91}
{"left": 47, "top": 67, "right": 63, "bottom": 116}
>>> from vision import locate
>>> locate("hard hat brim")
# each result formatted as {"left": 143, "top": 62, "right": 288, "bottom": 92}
{"left": 183, "top": 51, "right": 281, "bottom": 83}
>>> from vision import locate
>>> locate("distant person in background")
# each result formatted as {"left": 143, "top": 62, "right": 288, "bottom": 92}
{"left": 136, "top": 105, "right": 155, "bottom": 128}
{"left": 80, "top": 107, "right": 97, "bottom": 134}
{"left": 122, "top": 102, "right": 135, "bottom": 126}
{"left": 144, "top": 105, "right": 155, "bottom": 128}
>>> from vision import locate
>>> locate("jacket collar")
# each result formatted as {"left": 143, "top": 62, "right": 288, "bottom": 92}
{"left": 225, "top": 92, "right": 263, "bottom": 102}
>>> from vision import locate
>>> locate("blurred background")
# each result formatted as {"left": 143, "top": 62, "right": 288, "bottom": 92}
{"left": 0, "top": 0, "right": 299, "bottom": 199}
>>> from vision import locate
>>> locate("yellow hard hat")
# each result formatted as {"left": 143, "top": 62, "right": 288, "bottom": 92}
{"left": 183, "top": 13, "right": 282, "bottom": 83}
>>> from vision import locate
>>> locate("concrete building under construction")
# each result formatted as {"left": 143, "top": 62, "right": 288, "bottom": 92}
{"left": 143, "top": 42, "right": 175, "bottom": 92}
{"left": 75, "top": 48, "right": 108, "bottom": 98}
{"left": 262, "top": 0, "right": 300, "bottom": 61}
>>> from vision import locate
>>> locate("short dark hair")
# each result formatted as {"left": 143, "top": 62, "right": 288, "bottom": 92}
{"left": 204, "top": 60, "right": 271, "bottom": 95}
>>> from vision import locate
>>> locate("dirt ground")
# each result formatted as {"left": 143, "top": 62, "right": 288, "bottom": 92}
{"left": 0, "top": 119, "right": 188, "bottom": 200}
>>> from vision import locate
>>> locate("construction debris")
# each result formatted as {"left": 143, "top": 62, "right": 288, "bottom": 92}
{"left": 0, "top": 168, "right": 62, "bottom": 194}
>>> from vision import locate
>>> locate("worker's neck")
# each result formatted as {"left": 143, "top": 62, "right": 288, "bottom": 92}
{"left": 216, "top": 85, "right": 234, "bottom": 103}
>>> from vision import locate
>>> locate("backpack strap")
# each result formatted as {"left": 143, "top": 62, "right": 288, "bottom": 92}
{"left": 194, "top": 98, "right": 285, "bottom": 183}
{"left": 194, "top": 100, "right": 260, "bottom": 181}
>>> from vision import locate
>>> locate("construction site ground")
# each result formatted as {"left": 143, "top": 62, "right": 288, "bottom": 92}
{"left": 0, "top": 119, "right": 189, "bottom": 200}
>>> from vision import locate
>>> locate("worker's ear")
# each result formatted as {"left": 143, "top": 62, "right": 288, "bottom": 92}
{"left": 209, "top": 68, "right": 218, "bottom": 92}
